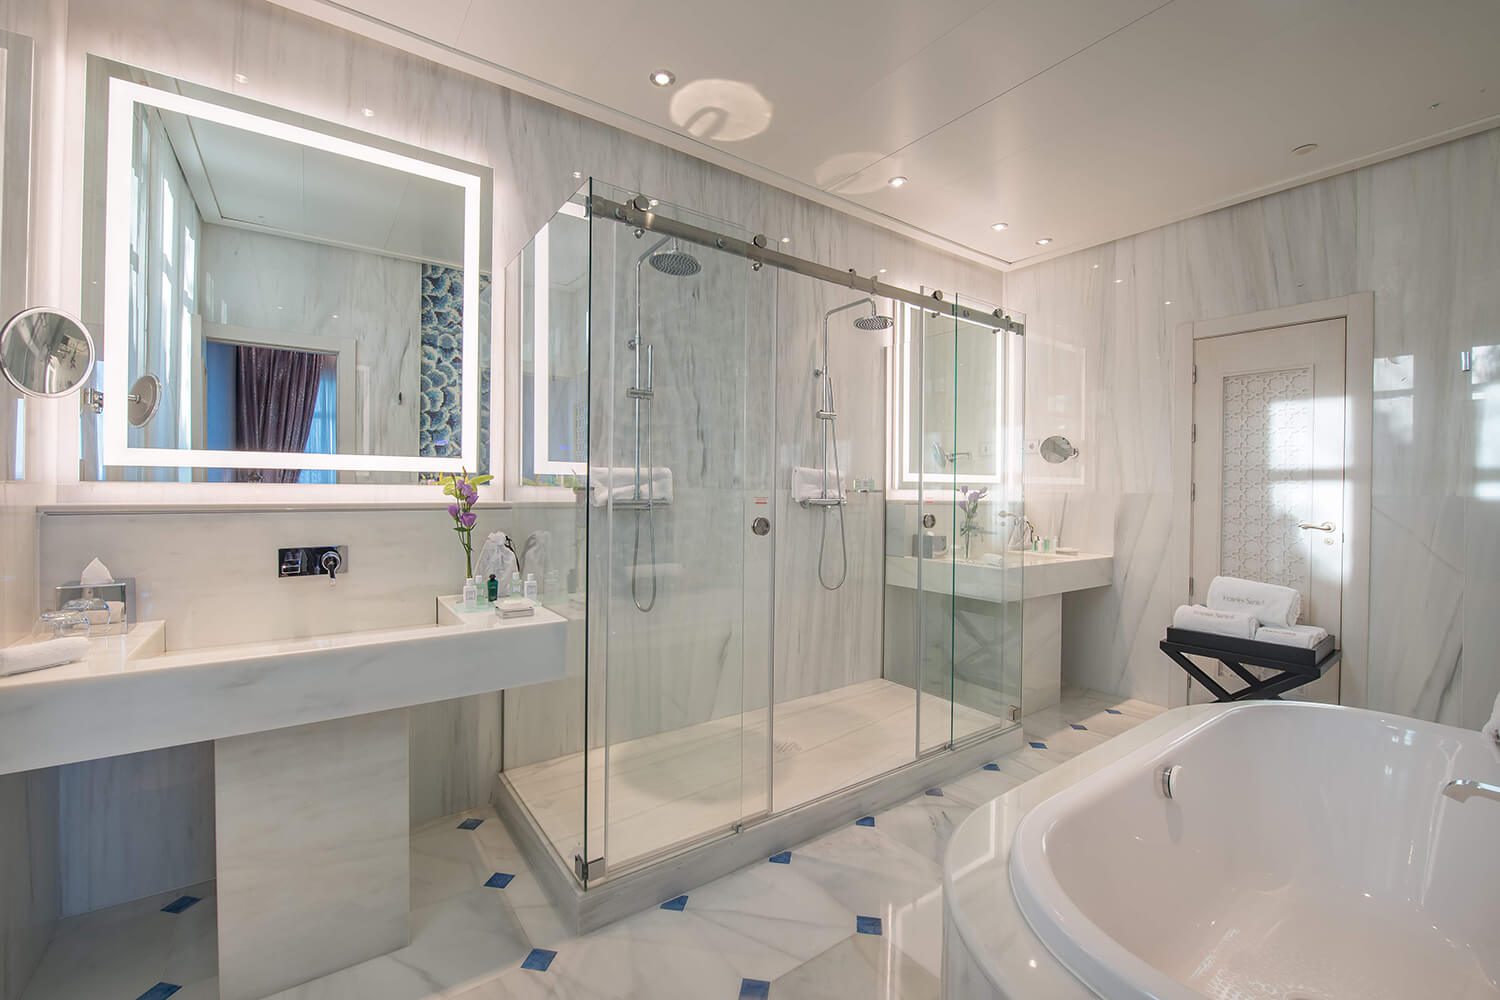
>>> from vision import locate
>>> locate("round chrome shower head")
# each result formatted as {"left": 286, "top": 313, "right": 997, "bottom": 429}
{"left": 649, "top": 246, "right": 702, "bottom": 276}
{"left": 853, "top": 314, "right": 893, "bottom": 331}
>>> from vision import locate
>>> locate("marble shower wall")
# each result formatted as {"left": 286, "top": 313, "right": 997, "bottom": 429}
{"left": 1010, "top": 127, "right": 1500, "bottom": 724}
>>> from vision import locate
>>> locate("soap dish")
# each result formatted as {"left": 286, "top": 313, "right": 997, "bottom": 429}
{"left": 496, "top": 598, "right": 535, "bottom": 620}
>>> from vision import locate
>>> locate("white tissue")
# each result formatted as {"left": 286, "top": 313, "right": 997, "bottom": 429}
{"left": 79, "top": 557, "right": 113, "bottom": 586}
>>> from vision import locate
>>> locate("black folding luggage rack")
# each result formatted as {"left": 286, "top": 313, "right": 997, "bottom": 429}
{"left": 1159, "top": 627, "right": 1339, "bottom": 702}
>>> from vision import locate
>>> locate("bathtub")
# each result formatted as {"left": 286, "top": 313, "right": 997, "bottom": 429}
{"left": 944, "top": 701, "right": 1500, "bottom": 999}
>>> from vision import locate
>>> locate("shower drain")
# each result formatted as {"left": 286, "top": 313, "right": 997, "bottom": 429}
{"left": 773, "top": 739, "right": 803, "bottom": 756}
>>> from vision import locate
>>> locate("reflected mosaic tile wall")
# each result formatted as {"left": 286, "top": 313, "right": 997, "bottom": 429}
{"left": 420, "top": 263, "right": 491, "bottom": 464}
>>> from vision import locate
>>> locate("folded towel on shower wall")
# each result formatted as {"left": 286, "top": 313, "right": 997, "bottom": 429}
{"left": 589, "top": 467, "right": 673, "bottom": 507}
{"left": 0, "top": 636, "right": 89, "bottom": 678}
{"left": 1206, "top": 576, "right": 1301, "bottom": 627}
{"left": 791, "top": 465, "right": 844, "bottom": 503}
{"left": 1253, "top": 624, "right": 1329, "bottom": 649}
{"left": 1171, "top": 604, "right": 1258, "bottom": 640}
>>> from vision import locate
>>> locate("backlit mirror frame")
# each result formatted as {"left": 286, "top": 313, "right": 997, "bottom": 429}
{"left": 100, "top": 76, "right": 487, "bottom": 476}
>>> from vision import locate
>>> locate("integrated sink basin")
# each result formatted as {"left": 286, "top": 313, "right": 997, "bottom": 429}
{"left": 0, "top": 595, "right": 566, "bottom": 777}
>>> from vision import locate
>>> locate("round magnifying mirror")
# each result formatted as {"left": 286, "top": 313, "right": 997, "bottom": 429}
{"left": 1039, "top": 435, "right": 1079, "bottom": 464}
{"left": 0, "top": 307, "right": 96, "bottom": 398}
{"left": 128, "top": 373, "right": 162, "bottom": 427}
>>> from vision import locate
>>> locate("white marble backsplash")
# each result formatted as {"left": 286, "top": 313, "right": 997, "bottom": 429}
{"left": 1014, "top": 126, "right": 1500, "bottom": 724}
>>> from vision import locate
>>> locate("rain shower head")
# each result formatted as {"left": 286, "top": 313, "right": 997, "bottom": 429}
{"left": 853, "top": 314, "right": 893, "bottom": 331}
{"left": 648, "top": 244, "right": 702, "bottom": 277}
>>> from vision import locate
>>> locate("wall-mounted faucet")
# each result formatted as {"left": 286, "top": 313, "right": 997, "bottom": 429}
{"left": 278, "top": 546, "right": 348, "bottom": 580}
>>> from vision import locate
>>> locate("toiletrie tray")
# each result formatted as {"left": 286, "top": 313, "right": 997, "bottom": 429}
{"left": 1164, "top": 628, "right": 1336, "bottom": 669}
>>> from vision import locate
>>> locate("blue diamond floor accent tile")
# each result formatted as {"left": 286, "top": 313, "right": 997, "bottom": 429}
{"left": 521, "top": 948, "right": 556, "bottom": 972}
{"left": 160, "top": 895, "right": 199, "bottom": 914}
{"left": 1105, "top": 708, "right": 1123, "bottom": 715}
{"left": 1070, "top": 723, "right": 1088, "bottom": 730}
{"left": 768, "top": 850, "right": 792, "bottom": 864}
{"left": 484, "top": 872, "right": 515, "bottom": 889}
{"left": 457, "top": 817, "right": 484, "bottom": 830}
{"left": 855, "top": 815, "right": 875, "bottom": 827}
{"left": 1029, "top": 741, "right": 1048, "bottom": 749}
{"left": 924, "top": 787, "right": 944, "bottom": 797}
{"left": 660, "top": 894, "right": 689, "bottom": 911}
{"left": 856, "top": 915, "right": 883, "bottom": 936}
{"left": 136, "top": 985, "right": 181, "bottom": 1000}
{"left": 739, "top": 978, "right": 771, "bottom": 1000}
{"left": 982, "top": 762, "right": 1002, "bottom": 771}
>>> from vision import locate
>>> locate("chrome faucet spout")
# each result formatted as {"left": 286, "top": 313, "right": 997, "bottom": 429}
{"left": 1443, "top": 778, "right": 1500, "bottom": 803}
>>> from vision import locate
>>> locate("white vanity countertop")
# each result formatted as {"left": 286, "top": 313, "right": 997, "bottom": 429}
{"left": 944, "top": 704, "right": 1217, "bottom": 999}
{"left": 885, "top": 551, "right": 1113, "bottom": 601}
{"left": 0, "top": 597, "right": 566, "bottom": 776}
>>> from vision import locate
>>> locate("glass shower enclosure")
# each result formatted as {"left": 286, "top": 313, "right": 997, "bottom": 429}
{"left": 502, "top": 179, "right": 1025, "bottom": 889}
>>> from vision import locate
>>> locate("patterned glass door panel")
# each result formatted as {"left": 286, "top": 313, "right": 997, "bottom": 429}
{"left": 1219, "top": 367, "right": 1313, "bottom": 618}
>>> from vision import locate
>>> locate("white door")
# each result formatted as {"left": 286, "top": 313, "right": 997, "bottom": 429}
{"left": 1189, "top": 318, "right": 1346, "bottom": 703}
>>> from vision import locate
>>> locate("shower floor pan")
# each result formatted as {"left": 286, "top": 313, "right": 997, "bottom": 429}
{"left": 496, "top": 677, "right": 1020, "bottom": 932}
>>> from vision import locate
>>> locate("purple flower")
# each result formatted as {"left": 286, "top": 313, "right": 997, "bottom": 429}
{"left": 458, "top": 511, "right": 477, "bottom": 529}
{"left": 447, "top": 503, "right": 461, "bottom": 519}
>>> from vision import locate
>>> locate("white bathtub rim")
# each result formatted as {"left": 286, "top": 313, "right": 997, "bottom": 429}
{"left": 943, "top": 702, "right": 1221, "bottom": 999}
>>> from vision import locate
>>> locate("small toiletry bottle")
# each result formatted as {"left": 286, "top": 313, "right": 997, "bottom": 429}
{"left": 487, "top": 574, "right": 499, "bottom": 603}
{"left": 462, "top": 578, "right": 478, "bottom": 609}
{"left": 524, "top": 573, "right": 538, "bottom": 601}
{"left": 510, "top": 571, "right": 522, "bottom": 597}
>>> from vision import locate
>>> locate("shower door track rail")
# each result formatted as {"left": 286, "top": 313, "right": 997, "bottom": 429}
{"left": 590, "top": 194, "right": 1025, "bottom": 335}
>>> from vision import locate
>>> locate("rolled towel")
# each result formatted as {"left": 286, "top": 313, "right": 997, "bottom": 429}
{"left": 0, "top": 636, "right": 89, "bottom": 678}
{"left": 589, "top": 467, "right": 672, "bottom": 507}
{"left": 792, "top": 465, "right": 844, "bottom": 503}
{"left": 1206, "top": 575, "right": 1301, "bottom": 627}
{"left": 1253, "top": 624, "right": 1328, "bottom": 649}
{"left": 1172, "top": 604, "right": 1258, "bottom": 640}
{"left": 1483, "top": 691, "right": 1500, "bottom": 744}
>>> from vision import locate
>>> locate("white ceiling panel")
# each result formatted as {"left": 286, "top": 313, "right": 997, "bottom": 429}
{"left": 297, "top": 0, "right": 1500, "bottom": 267}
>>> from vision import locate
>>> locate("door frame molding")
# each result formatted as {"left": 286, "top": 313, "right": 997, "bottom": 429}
{"left": 1169, "top": 292, "right": 1374, "bottom": 708}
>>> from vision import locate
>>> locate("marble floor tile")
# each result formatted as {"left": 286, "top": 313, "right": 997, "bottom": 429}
{"left": 23, "top": 689, "right": 1153, "bottom": 1000}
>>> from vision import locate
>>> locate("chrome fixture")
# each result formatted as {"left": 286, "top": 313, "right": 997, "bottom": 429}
{"left": 278, "top": 545, "right": 347, "bottom": 580}
{"left": 1039, "top": 435, "right": 1079, "bottom": 464}
{"left": 0, "top": 307, "right": 96, "bottom": 398}
{"left": 85, "top": 372, "right": 163, "bottom": 426}
{"left": 626, "top": 232, "right": 700, "bottom": 613}
{"left": 586, "top": 193, "right": 1024, "bottom": 335}
{"left": 1297, "top": 520, "right": 1336, "bottom": 533}
{"left": 807, "top": 298, "right": 892, "bottom": 591}
{"left": 1442, "top": 778, "right": 1500, "bottom": 804}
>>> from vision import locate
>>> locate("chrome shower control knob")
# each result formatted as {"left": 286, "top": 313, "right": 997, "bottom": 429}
{"left": 751, "top": 517, "right": 771, "bottom": 536}
{"left": 320, "top": 549, "right": 343, "bottom": 580}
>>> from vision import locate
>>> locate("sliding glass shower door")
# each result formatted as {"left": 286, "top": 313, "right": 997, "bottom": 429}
{"left": 585, "top": 182, "right": 773, "bottom": 879}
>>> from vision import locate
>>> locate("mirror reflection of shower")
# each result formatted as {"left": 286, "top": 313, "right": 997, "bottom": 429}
{"left": 798, "top": 297, "right": 892, "bottom": 591}
{"left": 625, "top": 232, "right": 701, "bottom": 613}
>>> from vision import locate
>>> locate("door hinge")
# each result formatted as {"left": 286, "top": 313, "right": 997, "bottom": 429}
{"left": 1191, "top": 423, "right": 1197, "bottom": 444}
{"left": 1189, "top": 576, "right": 1195, "bottom": 598}
{"left": 1192, "top": 364, "right": 1198, "bottom": 385}
{"left": 1460, "top": 349, "right": 1474, "bottom": 373}
{"left": 574, "top": 854, "right": 606, "bottom": 881}
{"left": 1191, "top": 482, "right": 1196, "bottom": 502}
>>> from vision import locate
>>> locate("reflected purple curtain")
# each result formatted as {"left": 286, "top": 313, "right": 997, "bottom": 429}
{"left": 234, "top": 345, "right": 324, "bottom": 483}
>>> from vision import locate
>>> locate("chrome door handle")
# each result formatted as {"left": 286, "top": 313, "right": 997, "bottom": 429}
{"left": 1443, "top": 778, "right": 1500, "bottom": 804}
{"left": 1297, "top": 521, "right": 1336, "bottom": 532}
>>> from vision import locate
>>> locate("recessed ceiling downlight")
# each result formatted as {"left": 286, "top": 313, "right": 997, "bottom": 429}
{"left": 1035, "top": 237, "right": 1053, "bottom": 246}
{"left": 650, "top": 69, "right": 676, "bottom": 87}
{"left": 991, "top": 222, "right": 1008, "bottom": 232}
{"left": 887, "top": 175, "right": 908, "bottom": 189}
{"left": 1292, "top": 143, "right": 1319, "bottom": 156}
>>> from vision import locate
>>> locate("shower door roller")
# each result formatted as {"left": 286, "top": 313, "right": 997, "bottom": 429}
{"left": 751, "top": 517, "right": 771, "bottom": 536}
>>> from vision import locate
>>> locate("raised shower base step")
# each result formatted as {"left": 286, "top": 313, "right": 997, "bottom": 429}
{"left": 493, "top": 720, "right": 1022, "bottom": 934}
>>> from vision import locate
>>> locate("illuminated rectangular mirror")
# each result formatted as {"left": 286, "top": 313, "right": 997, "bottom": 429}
{"left": 81, "top": 59, "right": 492, "bottom": 484}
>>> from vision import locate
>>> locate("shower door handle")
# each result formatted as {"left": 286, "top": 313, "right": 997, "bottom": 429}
{"left": 751, "top": 517, "right": 771, "bottom": 536}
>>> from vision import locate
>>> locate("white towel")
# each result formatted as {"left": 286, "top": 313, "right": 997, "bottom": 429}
{"left": 0, "top": 637, "right": 89, "bottom": 677}
{"left": 1206, "top": 575, "right": 1301, "bottom": 627}
{"left": 1172, "top": 604, "right": 1258, "bottom": 640}
{"left": 1253, "top": 624, "right": 1328, "bottom": 649}
{"left": 792, "top": 465, "right": 844, "bottom": 503}
{"left": 1483, "top": 691, "right": 1500, "bottom": 744}
{"left": 589, "top": 467, "right": 673, "bottom": 507}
